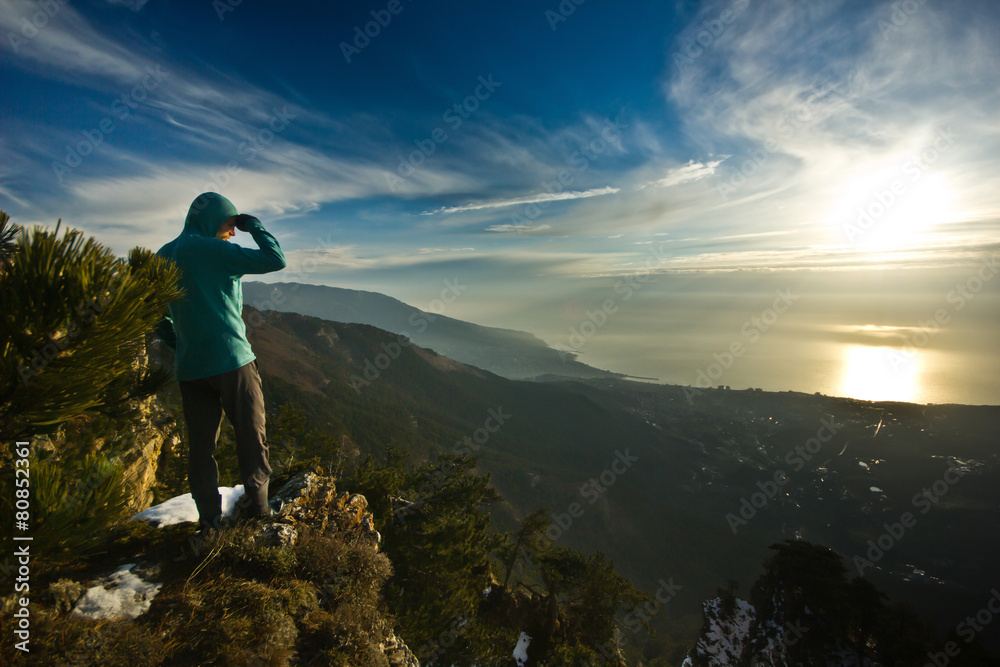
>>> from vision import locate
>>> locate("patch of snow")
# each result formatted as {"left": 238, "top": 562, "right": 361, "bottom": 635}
{"left": 130, "top": 485, "right": 246, "bottom": 527}
{"left": 72, "top": 563, "right": 161, "bottom": 620}
{"left": 513, "top": 631, "right": 531, "bottom": 666}
{"left": 689, "top": 597, "right": 756, "bottom": 666}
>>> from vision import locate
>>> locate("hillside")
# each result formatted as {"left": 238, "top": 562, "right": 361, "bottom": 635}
{"left": 241, "top": 281, "right": 622, "bottom": 381}
{"left": 218, "top": 306, "right": 1000, "bottom": 658}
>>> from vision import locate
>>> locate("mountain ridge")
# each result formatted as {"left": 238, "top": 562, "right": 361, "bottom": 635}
{"left": 242, "top": 280, "right": 625, "bottom": 382}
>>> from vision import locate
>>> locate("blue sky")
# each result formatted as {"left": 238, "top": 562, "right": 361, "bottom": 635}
{"left": 2, "top": 0, "right": 999, "bottom": 402}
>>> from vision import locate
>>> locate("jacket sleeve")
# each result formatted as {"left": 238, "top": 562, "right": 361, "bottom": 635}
{"left": 155, "top": 313, "right": 178, "bottom": 350}
{"left": 220, "top": 218, "right": 287, "bottom": 275}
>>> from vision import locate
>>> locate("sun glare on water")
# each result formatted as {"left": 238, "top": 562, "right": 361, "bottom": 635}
{"left": 838, "top": 344, "right": 923, "bottom": 403}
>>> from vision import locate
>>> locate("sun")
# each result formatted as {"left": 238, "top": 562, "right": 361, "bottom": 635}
{"left": 830, "top": 167, "right": 957, "bottom": 251}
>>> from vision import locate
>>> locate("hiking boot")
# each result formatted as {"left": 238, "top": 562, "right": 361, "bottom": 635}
{"left": 195, "top": 514, "right": 223, "bottom": 547}
{"left": 229, "top": 501, "right": 277, "bottom": 526}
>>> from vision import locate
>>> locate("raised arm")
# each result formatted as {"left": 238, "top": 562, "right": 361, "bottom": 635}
{"left": 220, "top": 215, "right": 287, "bottom": 275}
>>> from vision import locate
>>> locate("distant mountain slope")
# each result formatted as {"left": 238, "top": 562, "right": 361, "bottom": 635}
{"left": 242, "top": 281, "right": 621, "bottom": 381}
{"left": 237, "top": 306, "right": 1000, "bottom": 655}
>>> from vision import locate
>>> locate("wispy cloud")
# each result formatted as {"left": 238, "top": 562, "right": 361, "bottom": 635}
{"left": 598, "top": 240, "right": 999, "bottom": 275}
{"left": 637, "top": 159, "right": 725, "bottom": 189}
{"left": 662, "top": 0, "right": 1000, "bottom": 258}
{"left": 0, "top": 1, "right": 504, "bottom": 251}
{"left": 0, "top": 0, "right": 146, "bottom": 82}
{"left": 485, "top": 223, "right": 552, "bottom": 234}
{"left": 59, "top": 148, "right": 416, "bottom": 251}
{"left": 423, "top": 187, "right": 620, "bottom": 215}
{"left": 417, "top": 247, "right": 476, "bottom": 254}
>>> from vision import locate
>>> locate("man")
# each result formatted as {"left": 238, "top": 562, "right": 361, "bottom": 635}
{"left": 155, "top": 192, "right": 286, "bottom": 536}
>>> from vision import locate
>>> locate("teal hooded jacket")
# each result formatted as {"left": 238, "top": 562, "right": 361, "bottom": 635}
{"left": 155, "top": 192, "right": 286, "bottom": 381}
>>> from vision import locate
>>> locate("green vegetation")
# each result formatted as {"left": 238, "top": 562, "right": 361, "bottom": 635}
{"left": 340, "top": 445, "right": 647, "bottom": 665}
{"left": 0, "top": 213, "right": 182, "bottom": 556}
{"left": 0, "top": 209, "right": 19, "bottom": 267}
{"left": 0, "top": 213, "right": 182, "bottom": 440}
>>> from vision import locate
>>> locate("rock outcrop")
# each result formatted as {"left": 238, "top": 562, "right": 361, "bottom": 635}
{"left": 5, "top": 468, "right": 419, "bottom": 666}
{"left": 29, "top": 340, "right": 180, "bottom": 515}
{"left": 259, "top": 470, "right": 383, "bottom": 551}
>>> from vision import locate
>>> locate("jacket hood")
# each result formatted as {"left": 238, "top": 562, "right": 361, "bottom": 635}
{"left": 184, "top": 192, "right": 238, "bottom": 238}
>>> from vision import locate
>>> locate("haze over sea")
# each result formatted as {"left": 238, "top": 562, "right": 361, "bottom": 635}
{"left": 341, "top": 259, "right": 997, "bottom": 407}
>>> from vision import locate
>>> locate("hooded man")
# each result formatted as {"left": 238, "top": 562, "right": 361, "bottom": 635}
{"left": 155, "top": 192, "right": 286, "bottom": 536}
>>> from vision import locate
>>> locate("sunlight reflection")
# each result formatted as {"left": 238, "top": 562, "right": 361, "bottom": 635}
{"left": 838, "top": 344, "right": 922, "bottom": 403}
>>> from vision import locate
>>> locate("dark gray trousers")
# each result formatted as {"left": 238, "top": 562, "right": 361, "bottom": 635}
{"left": 179, "top": 359, "right": 271, "bottom": 524}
